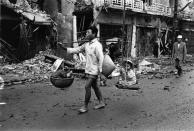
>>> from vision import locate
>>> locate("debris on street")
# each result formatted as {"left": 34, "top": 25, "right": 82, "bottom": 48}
{"left": 138, "top": 59, "right": 160, "bottom": 74}
{"left": 0, "top": 50, "right": 54, "bottom": 85}
{"left": 0, "top": 49, "right": 87, "bottom": 86}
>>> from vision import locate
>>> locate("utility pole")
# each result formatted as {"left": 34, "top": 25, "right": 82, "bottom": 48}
{"left": 173, "top": 0, "right": 178, "bottom": 43}
{"left": 122, "top": 0, "right": 126, "bottom": 62}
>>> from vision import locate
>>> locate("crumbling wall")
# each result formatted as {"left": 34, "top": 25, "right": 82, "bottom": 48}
{"left": 41, "top": 0, "right": 75, "bottom": 60}
{"left": 0, "top": 1, "right": 56, "bottom": 62}
{"left": 59, "top": 0, "right": 75, "bottom": 46}
{"left": 42, "top": 0, "right": 58, "bottom": 19}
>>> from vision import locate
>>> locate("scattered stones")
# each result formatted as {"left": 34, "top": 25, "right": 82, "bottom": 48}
{"left": 62, "top": 113, "right": 67, "bottom": 117}
{"left": 0, "top": 50, "right": 54, "bottom": 85}
{"left": 154, "top": 73, "right": 164, "bottom": 79}
{"left": 9, "top": 114, "right": 14, "bottom": 118}
{"left": 148, "top": 75, "right": 154, "bottom": 79}
{"left": 163, "top": 86, "right": 170, "bottom": 91}
{"left": 52, "top": 103, "right": 60, "bottom": 107}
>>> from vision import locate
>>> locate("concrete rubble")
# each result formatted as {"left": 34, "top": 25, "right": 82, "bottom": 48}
{"left": 0, "top": 52, "right": 194, "bottom": 86}
{"left": 1, "top": 0, "right": 57, "bottom": 62}
{"left": 0, "top": 50, "right": 87, "bottom": 86}
{"left": 0, "top": 50, "right": 54, "bottom": 85}
{"left": 1, "top": 0, "right": 52, "bottom": 24}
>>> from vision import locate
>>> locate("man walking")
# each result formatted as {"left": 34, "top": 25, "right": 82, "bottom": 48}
{"left": 59, "top": 26, "right": 105, "bottom": 113}
{"left": 172, "top": 35, "right": 187, "bottom": 76}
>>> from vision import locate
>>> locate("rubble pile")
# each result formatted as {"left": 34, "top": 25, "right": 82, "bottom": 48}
{"left": 0, "top": 50, "right": 54, "bottom": 84}
{"left": 131, "top": 58, "right": 174, "bottom": 79}
{"left": 1, "top": 0, "right": 52, "bottom": 23}
{"left": 144, "top": 56, "right": 172, "bottom": 66}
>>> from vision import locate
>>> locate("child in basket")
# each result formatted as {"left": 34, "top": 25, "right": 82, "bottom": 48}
{"left": 116, "top": 60, "right": 137, "bottom": 89}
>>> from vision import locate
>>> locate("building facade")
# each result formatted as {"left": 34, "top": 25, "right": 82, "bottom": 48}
{"left": 73, "top": 0, "right": 175, "bottom": 58}
{"left": 177, "top": 0, "right": 194, "bottom": 54}
{"left": 33, "top": 0, "right": 76, "bottom": 59}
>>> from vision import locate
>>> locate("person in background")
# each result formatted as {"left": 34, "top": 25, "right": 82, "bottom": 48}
{"left": 172, "top": 35, "right": 187, "bottom": 77}
{"left": 58, "top": 26, "right": 105, "bottom": 113}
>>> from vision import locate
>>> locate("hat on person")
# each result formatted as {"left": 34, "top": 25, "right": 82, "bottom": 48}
{"left": 177, "top": 35, "right": 183, "bottom": 39}
{"left": 125, "top": 59, "right": 133, "bottom": 64}
{"left": 123, "top": 59, "right": 134, "bottom": 68}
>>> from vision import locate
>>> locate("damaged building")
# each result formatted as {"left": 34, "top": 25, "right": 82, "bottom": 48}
{"left": 0, "top": 0, "right": 58, "bottom": 62}
{"left": 73, "top": 0, "right": 174, "bottom": 58}
{"left": 73, "top": 0, "right": 194, "bottom": 58}
{"left": 177, "top": 0, "right": 194, "bottom": 54}
{"left": 1, "top": 0, "right": 194, "bottom": 63}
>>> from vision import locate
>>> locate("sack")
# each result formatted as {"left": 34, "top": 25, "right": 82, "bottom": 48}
{"left": 102, "top": 55, "right": 116, "bottom": 77}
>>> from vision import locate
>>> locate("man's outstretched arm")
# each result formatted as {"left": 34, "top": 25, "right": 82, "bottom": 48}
{"left": 58, "top": 42, "right": 85, "bottom": 54}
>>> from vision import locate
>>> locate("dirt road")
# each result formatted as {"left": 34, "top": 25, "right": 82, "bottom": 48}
{"left": 1, "top": 66, "right": 194, "bottom": 131}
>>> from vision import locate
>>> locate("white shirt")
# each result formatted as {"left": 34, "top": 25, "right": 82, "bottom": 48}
{"left": 178, "top": 43, "right": 180, "bottom": 48}
{"left": 67, "top": 38, "right": 104, "bottom": 75}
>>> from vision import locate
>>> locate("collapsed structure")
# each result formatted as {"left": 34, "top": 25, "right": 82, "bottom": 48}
{"left": 0, "top": 0, "right": 57, "bottom": 62}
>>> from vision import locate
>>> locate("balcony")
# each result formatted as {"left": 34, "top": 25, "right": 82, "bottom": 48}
{"left": 98, "top": 0, "right": 172, "bottom": 16}
{"left": 102, "top": 0, "right": 143, "bottom": 11}
{"left": 144, "top": 2, "right": 172, "bottom": 16}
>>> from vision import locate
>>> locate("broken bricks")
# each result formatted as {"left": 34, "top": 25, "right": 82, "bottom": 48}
{"left": 0, "top": 50, "right": 54, "bottom": 85}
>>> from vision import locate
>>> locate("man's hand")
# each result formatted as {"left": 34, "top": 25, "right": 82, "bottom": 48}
{"left": 99, "top": 72, "right": 106, "bottom": 81}
{"left": 57, "top": 42, "right": 67, "bottom": 51}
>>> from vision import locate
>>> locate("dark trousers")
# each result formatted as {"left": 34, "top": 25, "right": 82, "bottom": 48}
{"left": 84, "top": 74, "right": 103, "bottom": 106}
{"left": 175, "top": 58, "right": 182, "bottom": 76}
